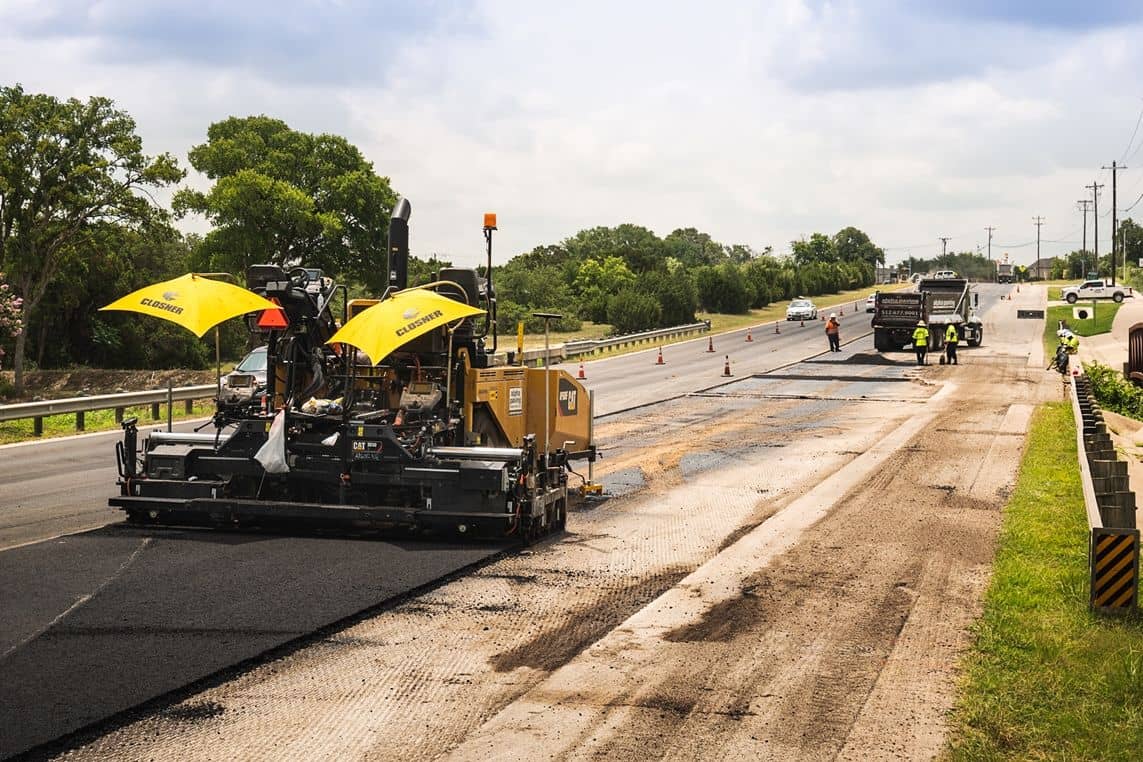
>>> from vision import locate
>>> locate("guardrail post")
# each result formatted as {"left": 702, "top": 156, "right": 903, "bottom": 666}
{"left": 151, "top": 401, "right": 160, "bottom": 420}
{"left": 185, "top": 399, "right": 193, "bottom": 414}
{"left": 33, "top": 416, "right": 42, "bottom": 437}
{"left": 1073, "top": 375, "right": 1141, "bottom": 612}
{"left": 115, "top": 407, "right": 124, "bottom": 424}
{"left": 76, "top": 410, "right": 84, "bottom": 432}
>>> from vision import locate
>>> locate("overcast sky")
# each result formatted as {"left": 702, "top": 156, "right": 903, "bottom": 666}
{"left": 4, "top": 0, "right": 1143, "bottom": 270}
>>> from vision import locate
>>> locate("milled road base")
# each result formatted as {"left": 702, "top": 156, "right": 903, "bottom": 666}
{"left": 444, "top": 385, "right": 956, "bottom": 761}
{"left": 55, "top": 389, "right": 920, "bottom": 761}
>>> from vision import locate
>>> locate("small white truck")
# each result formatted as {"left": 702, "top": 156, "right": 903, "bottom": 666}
{"left": 1061, "top": 280, "right": 1133, "bottom": 304}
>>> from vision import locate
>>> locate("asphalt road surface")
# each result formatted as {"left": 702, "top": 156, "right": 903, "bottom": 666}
{"left": 0, "top": 526, "right": 504, "bottom": 758}
{"left": 0, "top": 284, "right": 1013, "bottom": 758}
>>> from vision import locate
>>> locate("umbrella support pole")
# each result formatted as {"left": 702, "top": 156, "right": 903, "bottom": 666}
{"left": 445, "top": 329, "right": 455, "bottom": 424}
{"left": 215, "top": 326, "right": 222, "bottom": 402}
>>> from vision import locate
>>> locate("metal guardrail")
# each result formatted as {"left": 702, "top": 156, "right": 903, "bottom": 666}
{"left": 494, "top": 322, "right": 712, "bottom": 367}
{"left": 561, "top": 322, "right": 710, "bottom": 358}
{"left": 1070, "top": 375, "right": 1140, "bottom": 612}
{"left": 0, "top": 384, "right": 217, "bottom": 436}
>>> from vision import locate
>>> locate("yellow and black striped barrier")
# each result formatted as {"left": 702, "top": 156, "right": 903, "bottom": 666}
{"left": 1090, "top": 528, "right": 1139, "bottom": 612}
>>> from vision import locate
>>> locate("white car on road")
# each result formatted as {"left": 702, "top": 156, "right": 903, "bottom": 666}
{"left": 785, "top": 299, "right": 818, "bottom": 321}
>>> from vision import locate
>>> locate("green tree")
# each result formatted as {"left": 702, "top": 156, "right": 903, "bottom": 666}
{"left": 1119, "top": 218, "right": 1142, "bottom": 270}
{"left": 695, "top": 263, "right": 752, "bottom": 314}
{"left": 564, "top": 224, "right": 666, "bottom": 273}
{"left": 0, "top": 85, "right": 183, "bottom": 391}
{"left": 663, "top": 227, "right": 723, "bottom": 267}
{"left": 791, "top": 233, "right": 837, "bottom": 266}
{"left": 173, "top": 115, "right": 398, "bottom": 292}
{"left": 833, "top": 226, "right": 884, "bottom": 268}
{"left": 573, "top": 256, "right": 636, "bottom": 322}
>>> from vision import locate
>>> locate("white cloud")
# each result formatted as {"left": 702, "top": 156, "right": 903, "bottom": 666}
{"left": 2, "top": 0, "right": 1142, "bottom": 271}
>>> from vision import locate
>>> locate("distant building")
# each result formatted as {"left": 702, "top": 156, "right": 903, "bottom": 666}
{"left": 1031, "top": 257, "right": 1057, "bottom": 280}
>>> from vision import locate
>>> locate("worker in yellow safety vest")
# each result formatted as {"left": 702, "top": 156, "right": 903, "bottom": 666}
{"left": 913, "top": 320, "right": 929, "bottom": 366}
{"left": 944, "top": 323, "right": 959, "bottom": 365}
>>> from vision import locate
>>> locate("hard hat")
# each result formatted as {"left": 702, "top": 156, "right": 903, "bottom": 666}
{"left": 917, "top": 320, "right": 925, "bottom": 326}
{"left": 829, "top": 313, "right": 837, "bottom": 319}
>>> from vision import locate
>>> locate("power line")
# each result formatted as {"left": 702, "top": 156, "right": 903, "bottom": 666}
{"left": 1124, "top": 189, "right": 1143, "bottom": 214}
{"left": 1121, "top": 99, "right": 1143, "bottom": 163}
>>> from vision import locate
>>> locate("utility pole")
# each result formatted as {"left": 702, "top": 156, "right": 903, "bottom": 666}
{"left": 1102, "top": 161, "right": 1126, "bottom": 285}
{"left": 938, "top": 236, "right": 950, "bottom": 259}
{"left": 1087, "top": 180, "right": 1104, "bottom": 277}
{"left": 1032, "top": 217, "right": 1044, "bottom": 275}
{"left": 984, "top": 226, "right": 995, "bottom": 261}
{"left": 1077, "top": 199, "right": 1092, "bottom": 272}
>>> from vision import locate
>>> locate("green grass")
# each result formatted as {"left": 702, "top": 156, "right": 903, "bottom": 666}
{"left": 1042, "top": 302, "right": 1119, "bottom": 359}
{"left": 946, "top": 403, "right": 1143, "bottom": 760}
{"left": 0, "top": 400, "right": 216, "bottom": 445}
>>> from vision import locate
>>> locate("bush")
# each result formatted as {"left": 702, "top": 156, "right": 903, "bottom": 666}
{"left": 607, "top": 289, "right": 661, "bottom": 333}
{"left": 1084, "top": 361, "right": 1143, "bottom": 419}
{"left": 643, "top": 270, "right": 697, "bottom": 326}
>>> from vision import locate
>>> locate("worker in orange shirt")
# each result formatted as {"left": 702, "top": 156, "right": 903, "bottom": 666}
{"left": 825, "top": 313, "right": 841, "bottom": 352}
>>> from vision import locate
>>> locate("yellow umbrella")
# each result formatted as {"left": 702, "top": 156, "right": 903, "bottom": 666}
{"left": 328, "top": 286, "right": 485, "bottom": 364}
{"left": 99, "top": 272, "right": 282, "bottom": 337}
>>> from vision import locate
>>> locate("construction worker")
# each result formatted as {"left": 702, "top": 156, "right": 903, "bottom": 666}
{"left": 825, "top": 313, "right": 841, "bottom": 352}
{"left": 913, "top": 320, "right": 929, "bottom": 365}
{"left": 1066, "top": 332, "right": 1080, "bottom": 354}
{"left": 944, "top": 323, "right": 959, "bottom": 365}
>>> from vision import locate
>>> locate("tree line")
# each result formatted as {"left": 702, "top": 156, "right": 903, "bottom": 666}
{"left": 494, "top": 225, "right": 881, "bottom": 334}
{"left": 0, "top": 84, "right": 885, "bottom": 393}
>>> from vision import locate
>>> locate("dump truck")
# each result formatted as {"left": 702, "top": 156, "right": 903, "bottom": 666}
{"left": 872, "top": 278, "right": 982, "bottom": 352}
{"left": 872, "top": 290, "right": 930, "bottom": 351}
{"left": 110, "top": 201, "right": 596, "bottom": 540}
{"left": 996, "top": 262, "right": 1014, "bottom": 284}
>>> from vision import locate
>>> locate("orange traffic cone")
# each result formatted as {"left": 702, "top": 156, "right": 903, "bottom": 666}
{"left": 656, "top": 347, "right": 665, "bottom": 365}
{"left": 774, "top": 321, "right": 781, "bottom": 334}
{"left": 746, "top": 330, "right": 753, "bottom": 342}
{"left": 706, "top": 336, "right": 715, "bottom": 353}
{"left": 577, "top": 362, "right": 586, "bottom": 379}
{"left": 723, "top": 355, "right": 732, "bottom": 376}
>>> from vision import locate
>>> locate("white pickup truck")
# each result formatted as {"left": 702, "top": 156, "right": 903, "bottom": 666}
{"left": 1061, "top": 280, "right": 1133, "bottom": 304}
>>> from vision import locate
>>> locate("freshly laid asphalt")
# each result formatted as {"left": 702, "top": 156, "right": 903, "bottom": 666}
{"left": 0, "top": 526, "right": 503, "bottom": 759}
